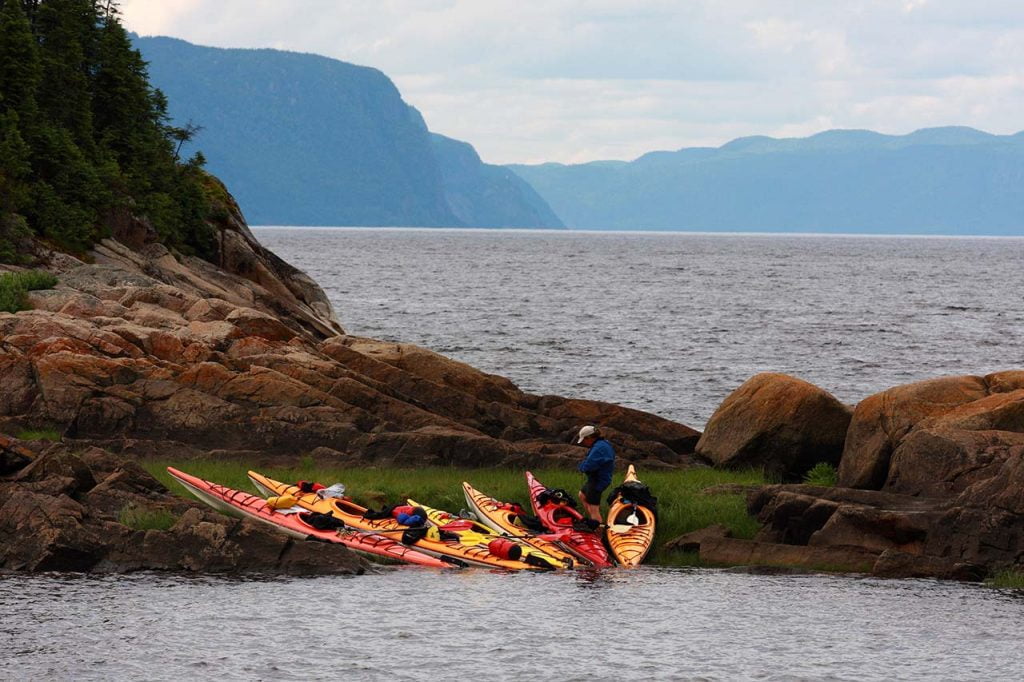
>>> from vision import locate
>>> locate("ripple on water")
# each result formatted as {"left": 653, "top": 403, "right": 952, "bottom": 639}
{"left": 3, "top": 570, "right": 1024, "bottom": 681}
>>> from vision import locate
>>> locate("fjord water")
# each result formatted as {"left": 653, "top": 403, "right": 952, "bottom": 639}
{"left": 4, "top": 570, "right": 1024, "bottom": 681}
{"left": 7, "top": 229, "right": 1024, "bottom": 680}
{"left": 256, "top": 228, "right": 1024, "bottom": 426}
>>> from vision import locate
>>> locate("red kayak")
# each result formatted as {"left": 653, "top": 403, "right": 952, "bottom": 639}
{"left": 166, "top": 468, "right": 456, "bottom": 569}
{"left": 525, "top": 471, "right": 613, "bottom": 568}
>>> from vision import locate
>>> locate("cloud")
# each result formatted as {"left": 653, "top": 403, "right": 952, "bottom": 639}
{"left": 119, "top": 1, "right": 1024, "bottom": 164}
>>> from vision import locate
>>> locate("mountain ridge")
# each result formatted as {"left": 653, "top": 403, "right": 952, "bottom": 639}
{"left": 134, "top": 35, "right": 563, "bottom": 229}
{"left": 509, "top": 126, "right": 1024, "bottom": 234}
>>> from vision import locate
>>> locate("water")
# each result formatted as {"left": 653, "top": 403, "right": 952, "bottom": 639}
{"left": 3, "top": 570, "right": 1023, "bottom": 681}
{"left": 9, "top": 228, "right": 1024, "bottom": 680}
{"left": 254, "top": 228, "right": 1024, "bottom": 427}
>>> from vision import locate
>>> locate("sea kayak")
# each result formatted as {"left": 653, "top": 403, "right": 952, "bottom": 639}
{"left": 248, "top": 471, "right": 551, "bottom": 571}
{"left": 410, "top": 498, "right": 566, "bottom": 570}
{"left": 525, "top": 471, "right": 614, "bottom": 568}
{"left": 166, "top": 467, "right": 453, "bottom": 569}
{"left": 605, "top": 465, "right": 656, "bottom": 567}
{"left": 461, "top": 482, "right": 578, "bottom": 568}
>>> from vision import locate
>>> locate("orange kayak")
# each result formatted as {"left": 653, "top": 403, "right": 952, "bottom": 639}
{"left": 411, "top": 499, "right": 565, "bottom": 570}
{"left": 605, "top": 465, "right": 657, "bottom": 567}
{"left": 248, "top": 471, "right": 553, "bottom": 571}
{"left": 166, "top": 467, "right": 453, "bottom": 569}
{"left": 525, "top": 471, "right": 613, "bottom": 568}
{"left": 462, "top": 481, "right": 577, "bottom": 568}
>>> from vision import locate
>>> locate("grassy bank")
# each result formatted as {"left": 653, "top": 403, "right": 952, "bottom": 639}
{"left": 144, "top": 460, "right": 765, "bottom": 565}
{"left": 986, "top": 571, "right": 1024, "bottom": 589}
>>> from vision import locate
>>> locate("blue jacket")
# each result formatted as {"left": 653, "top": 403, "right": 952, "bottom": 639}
{"left": 578, "top": 438, "right": 615, "bottom": 490}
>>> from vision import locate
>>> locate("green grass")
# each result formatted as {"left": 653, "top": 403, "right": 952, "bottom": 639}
{"left": 803, "top": 462, "right": 838, "bottom": 487}
{"left": 16, "top": 428, "right": 61, "bottom": 442}
{"left": 0, "top": 270, "right": 58, "bottom": 313}
{"left": 986, "top": 570, "right": 1024, "bottom": 589}
{"left": 118, "top": 504, "right": 178, "bottom": 531}
{"left": 144, "top": 460, "right": 766, "bottom": 565}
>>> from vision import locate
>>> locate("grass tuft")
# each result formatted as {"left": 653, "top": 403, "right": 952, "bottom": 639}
{"left": 0, "top": 270, "right": 58, "bottom": 313}
{"left": 144, "top": 460, "right": 766, "bottom": 565}
{"left": 986, "top": 570, "right": 1024, "bottom": 589}
{"left": 119, "top": 504, "right": 177, "bottom": 531}
{"left": 803, "top": 462, "right": 838, "bottom": 487}
{"left": 16, "top": 428, "right": 61, "bottom": 442}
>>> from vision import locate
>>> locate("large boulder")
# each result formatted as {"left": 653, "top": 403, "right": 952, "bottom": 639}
{"left": 837, "top": 375, "right": 989, "bottom": 489}
{"left": 696, "top": 373, "right": 852, "bottom": 479}
{"left": 840, "top": 374, "right": 1024, "bottom": 491}
{"left": 885, "top": 428, "right": 1024, "bottom": 497}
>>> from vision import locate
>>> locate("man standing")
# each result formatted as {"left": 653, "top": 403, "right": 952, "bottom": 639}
{"left": 576, "top": 425, "right": 615, "bottom": 522}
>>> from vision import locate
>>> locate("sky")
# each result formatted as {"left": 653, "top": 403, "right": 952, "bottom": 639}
{"left": 119, "top": 1, "right": 1024, "bottom": 165}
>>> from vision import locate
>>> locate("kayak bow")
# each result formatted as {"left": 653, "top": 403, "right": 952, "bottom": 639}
{"left": 605, "top": 465, "right": 656, "bottom": 567}
{"left": 166, "top": 467, "right": 453, "bottom": 568}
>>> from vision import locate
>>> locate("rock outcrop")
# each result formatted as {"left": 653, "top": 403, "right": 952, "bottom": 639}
{"left": 0, "top": 437, "right": 366, "bottom": 574}
{"left": 837, "top": 372, "right": 1024, "bottom": 489}
{"left": 0, "top": 183, "right": 706, "bottom": 573}
{"left": 669, "top": 370, "right": 1024, "bottom": 581}
{"left": 0, "top": 200, "right": 700, "bottom": 471}
{"left": 695, "top": 373, "right": 851, "bottom": 479}
{"left": 733, "top": 483, "right": 1001, "bottom": 580}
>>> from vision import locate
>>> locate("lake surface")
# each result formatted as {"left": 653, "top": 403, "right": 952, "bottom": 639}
{"left": 254, "top": 228, "right": 1024, "bottom": 427}
{"left": 8, "top": 228, "right": 1024, "bottom": 680}
{"left": 4, "top": 569, "right": 1024, "bottom": 681}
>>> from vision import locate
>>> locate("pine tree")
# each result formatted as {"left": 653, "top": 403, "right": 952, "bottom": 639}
{"left": 34, "top": 0, "right": 97, "bottom": 154}
{"left": 0, "top": 0, "right": 42, "bottom": 119}
{"left": 0, "top": 109, "right": 34, "bottom": 262}
{"left": 0, "top": 0, "right": 216, "bottom": 262}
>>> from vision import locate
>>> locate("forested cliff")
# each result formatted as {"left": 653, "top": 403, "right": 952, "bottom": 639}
{"left": 0, "top": 0, "right": 219, "bottom": 264}
{"left": 134, "top": 36, "right": 564, "bottom": 229}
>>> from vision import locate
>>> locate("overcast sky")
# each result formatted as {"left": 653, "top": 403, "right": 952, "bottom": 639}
{"left": 119, "top": 1, "right": 1024, "bottom": 165}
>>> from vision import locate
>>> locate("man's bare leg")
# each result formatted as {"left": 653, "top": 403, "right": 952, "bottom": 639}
{"left": 579, "top": 491, "right": 602, "bottom": 522}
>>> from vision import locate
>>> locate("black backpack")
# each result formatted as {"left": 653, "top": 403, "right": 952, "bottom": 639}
{"left": 605, "top": 481, "right": 658, "bottom": 519}
{"left": 537, "top": 488, "right": 577, "bottom": 509}
{"left": 301, "top": 512, "right": 346, "bottom": 531}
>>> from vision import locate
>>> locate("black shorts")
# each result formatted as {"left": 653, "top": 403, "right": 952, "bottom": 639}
{"left": 580, "top": 478, "right": 606, "bottom": 505}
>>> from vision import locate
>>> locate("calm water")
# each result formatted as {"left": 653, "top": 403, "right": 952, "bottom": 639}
{"left": 255, "top": 228, "right": 1024, "bottom": 427}
{"left": 8, "top": 229, "right": 1024, "bottom": 680}
{"left": 3, "top": 569, "right": 1024, "bottom": 681}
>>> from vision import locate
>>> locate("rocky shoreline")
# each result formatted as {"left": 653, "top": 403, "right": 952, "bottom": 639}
{"left": 2, "top": 197, "right": 1021, "bottom": 580}
{"left": 674, "top": 371, "right": 1024, "bottom": 581}
{"left": 0, "top": 190, "right": 698, "bottom": 574}
{"left": 0, "top": 199, "right": 698, "bottom": 470}
{"left": 0, "top": 434, "right": 366, "bottom": 574}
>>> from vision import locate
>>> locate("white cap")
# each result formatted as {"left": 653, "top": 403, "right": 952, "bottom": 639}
{"left": 576, "top": 425, "right": 599, "bottom": 444}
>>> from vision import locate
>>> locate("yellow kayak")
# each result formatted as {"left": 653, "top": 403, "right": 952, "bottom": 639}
{"left": 247, "top": 471, "right": 551, "bottom": 571}
{"left": 605, "top": 465, "right": 657, "bottom": 567}
{"left": 461, "top": 482, "right": 578, "bottom": 568}
{"left": 410, "top": 498, "right": 566, "bottom": 570}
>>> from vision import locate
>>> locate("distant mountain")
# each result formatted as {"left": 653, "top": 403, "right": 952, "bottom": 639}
{"left": 134, "top": 36, "right": 563, "bottom": 229}
{"left": 509, "top": 127, "right": 1024, "bottom": 234}
{"left": 430, "top": 134, "right": 563, "bottom": 228}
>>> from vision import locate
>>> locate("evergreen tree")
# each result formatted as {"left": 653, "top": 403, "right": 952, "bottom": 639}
{"left": 0, "top": 1, "right": 41, "bottom": 119}
{"left": 0, "top": 109, "right": 34, "bottom": 261}
{"left": 34, "top": 0, "right": 97, "bottom": 154}
{"left": 0, "top": 0, "right": 216, "bottom": 263}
